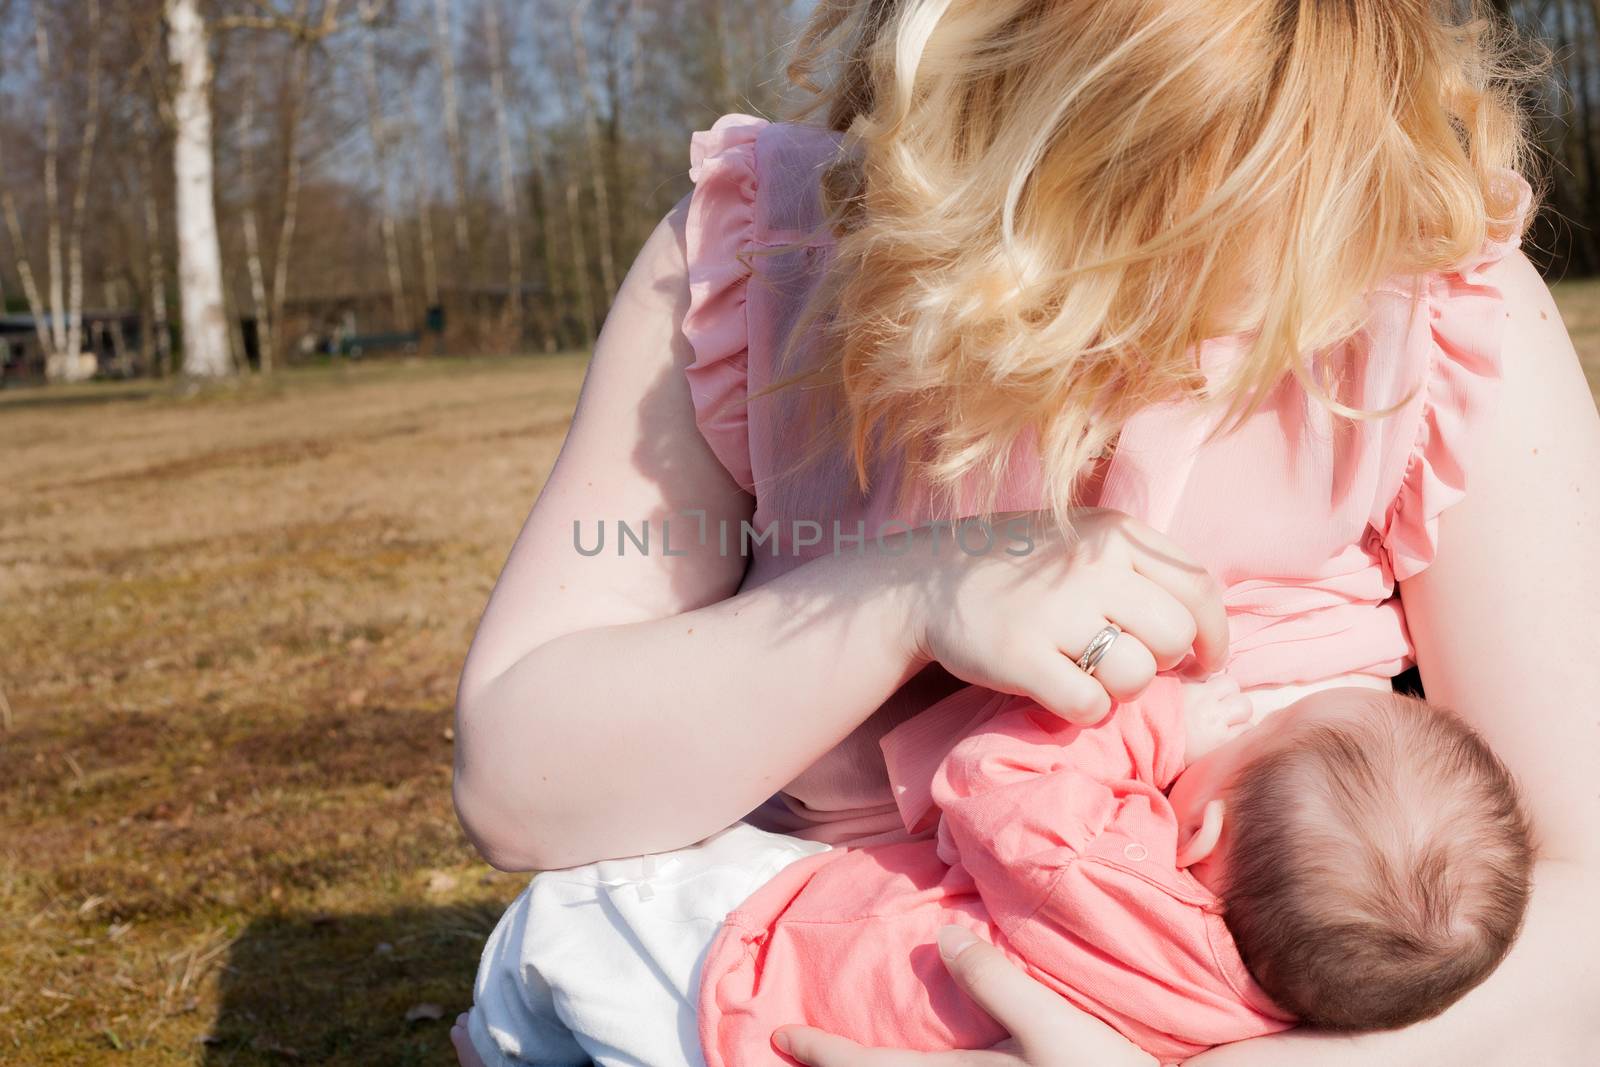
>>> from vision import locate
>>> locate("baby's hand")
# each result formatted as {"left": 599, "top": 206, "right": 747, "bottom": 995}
{"left": 1180, "top": 673, "right": 1255, "bottom": 762}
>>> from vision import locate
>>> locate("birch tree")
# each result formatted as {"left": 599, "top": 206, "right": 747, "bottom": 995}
{"left": 0, "top": 2, "right": 111, "bottom": 381}
{"left": 65, "top": 0, "right": 106, "bottom": 365}
{"left": 36, "top": 9, "right": 66, "bottom": 361}
{"left": 166, "top": 0, "right": 231, "bottom": 376}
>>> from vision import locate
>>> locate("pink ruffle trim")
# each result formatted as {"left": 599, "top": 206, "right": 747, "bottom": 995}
{"left": 1380, "top": 167, "right": 1534, "bottom": 582}
{"left": 681, "top": 113, "right": 770, "bottom": 494}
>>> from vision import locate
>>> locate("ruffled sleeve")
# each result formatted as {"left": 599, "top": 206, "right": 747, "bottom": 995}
{"left": 1375, "top": 167, "right": 1535, "bottom": 582}
{"left": 681, "top": 113, "right": 769, "bottom": 494}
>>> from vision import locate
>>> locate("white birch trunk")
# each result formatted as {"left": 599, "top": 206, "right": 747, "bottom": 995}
{"left": 35, "top": 12, "right": 66, "bottom": 358}
{"left": 166, "top": 0, "right": 231, "bottom": 377}
{"left": 0, "top": 171, "right": 53, "bottom": 360}
{"left": 65, "top": 0, "right": 105, "bottom": 364}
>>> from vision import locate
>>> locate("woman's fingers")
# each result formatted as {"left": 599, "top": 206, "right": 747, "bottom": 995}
{"left": 935, "top": 927, "right": 1160, "bottom": 1067}
{"left": 1100, "top": 572, "right": 1202, "bottom": 670}
{"left": 775, "top": 1027, "right": 895, "bottom": 1067}
{"left": 1059, "top": 618, "right": 1156, "bottom": 703}
{"left": 1118, "top": 525, "right": 1229, "bottom": 671}
{"left": 934, "top": 927, "right": 1081, "bottom": 1054}
{"left": 1017, "top": 646, "right": 1112, "bottom": 724}
{"left": 774, "top": 1025, "right": 1013, "bottom": 1067}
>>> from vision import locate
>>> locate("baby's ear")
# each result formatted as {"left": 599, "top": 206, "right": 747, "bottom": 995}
{"left": 1176, "top": 798, "right": 1226, "bottom": 868}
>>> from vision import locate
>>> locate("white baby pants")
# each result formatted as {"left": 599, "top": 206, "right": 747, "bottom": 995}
{"left": 466, "top": 822, "right": 831, "bottom": 1067}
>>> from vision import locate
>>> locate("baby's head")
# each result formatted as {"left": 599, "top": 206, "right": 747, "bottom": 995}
{"left": 1169, "top": 689, "right": 1532, "bottom": 1031}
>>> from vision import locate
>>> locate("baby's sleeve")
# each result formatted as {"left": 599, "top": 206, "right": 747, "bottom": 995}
{"left": 930, "top": 696, "right": 1278, "bottom": 1058}
{"left": 680, "top": 113, "right": 770, "bottom": 495}
{"left": 1372, "top": 167, "right": 1535, "bottom": 582}
{"left": 929, "top": 685, "right": 1186, "bottom": 931}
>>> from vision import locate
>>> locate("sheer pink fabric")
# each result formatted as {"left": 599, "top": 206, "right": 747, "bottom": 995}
{"left": 682, "top": 113, "right": 1533, "bottom": 844}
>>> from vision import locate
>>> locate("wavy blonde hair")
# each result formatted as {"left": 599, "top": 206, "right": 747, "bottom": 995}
{"left": 772, "top": 0, "right": 1542, "bottom": 523}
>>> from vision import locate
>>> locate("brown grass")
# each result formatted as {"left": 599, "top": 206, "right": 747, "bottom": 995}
{"left": 0, "top": 278, "right": 1595, "bottom": 1066}
{"left": 1554, "top": 276, "right": 1600, "bottom": 397}
{"left": 0, "top": 355, "right": 586, "bottom": 1065}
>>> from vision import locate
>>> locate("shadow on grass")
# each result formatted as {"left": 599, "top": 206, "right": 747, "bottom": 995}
{"left": 0, "top": 379, "right": 173, "bottom": 410}
{"left": 201, "top": 902, "right": 504, "bottom": 1066}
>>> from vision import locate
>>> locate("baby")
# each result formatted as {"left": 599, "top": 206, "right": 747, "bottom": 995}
{"left": 462, "top": 675, "right": 1532, "bottom": 1067}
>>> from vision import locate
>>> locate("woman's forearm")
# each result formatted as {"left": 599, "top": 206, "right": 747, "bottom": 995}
{"left": 453, "top": 546, "right": 923, "bottom": 871}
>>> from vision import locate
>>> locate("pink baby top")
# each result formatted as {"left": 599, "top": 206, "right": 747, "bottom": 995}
{"left": 698, "top": 677, "right": 1293, "bottom": 1067}
{"left": 681, "top": 113, "right": 1533, "bottom": 845}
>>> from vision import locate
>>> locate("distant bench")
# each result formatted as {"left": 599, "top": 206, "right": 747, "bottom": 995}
{"left": 338, "top": 332, "right": 422, "bottom": 358}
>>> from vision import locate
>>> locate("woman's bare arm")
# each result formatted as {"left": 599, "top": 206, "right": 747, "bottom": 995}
{"left": 1186, "top": 251, "right": 1600, "bottom": 1065}
{"left": 1402, "top": 253, "right": 1600, "bottom": 866}
{"left": 452, "top": 201, "right": 925, "bottom": 872}
{"left": 453, "top": 200, "right": 1229, "bottom": 873}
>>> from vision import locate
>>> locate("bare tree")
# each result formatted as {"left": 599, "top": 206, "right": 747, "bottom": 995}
{"left": 564, "top": 178, "right": 596, "bottom": 348}
{"left": 360, "top": 2, "right": 409, "bottom": 329}
{"left": 136, "top": 113, "right": 174, "bottom": 375}
{"left": 264, "top": 1, "right": 317, "bottom": 373}
{"left": 65, "top": 0, "right": 107, "bottom": 364}
{"left": 485, "top": 0, "right": 523, "bottom": 341}
{"left": 0, "top": 156, "right": 52, "bottom": 362}
{"left": 36, "top": 8, "right": 66, "bottom": 361}
{"left": 166, "top": 0, "right": 232, "bottom": 376}
{"left": 238, "top": 68, "right": 274, "bottom": 369}
{"left": 431, "top": 0, "right": 472, "bottom": 275}
{"left": 568, "top": 0, "right": 619, "bottom": 300}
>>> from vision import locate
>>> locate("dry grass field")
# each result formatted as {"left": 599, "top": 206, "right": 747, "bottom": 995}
{"left": 1, "top": 355, "right": 587, "bottom": 1064}
{"left": 1, "top": 279, "right": 1596, "bottom": 1066}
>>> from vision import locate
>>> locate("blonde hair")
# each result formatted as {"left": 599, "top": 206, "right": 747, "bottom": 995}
{"left": 774, "top": 0, "right": 1542, "bottom": 523}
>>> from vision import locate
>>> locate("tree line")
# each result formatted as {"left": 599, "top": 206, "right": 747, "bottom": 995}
{"left": 0, "top": 0, "right": 1594, "bottom": 382}
{"left": 0, "top": 0, "right": 795, "bottom": 379}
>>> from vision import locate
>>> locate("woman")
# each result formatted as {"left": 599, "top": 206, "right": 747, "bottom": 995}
{"left": 452, "top": 1, "right": 1600, "bottom": 1063}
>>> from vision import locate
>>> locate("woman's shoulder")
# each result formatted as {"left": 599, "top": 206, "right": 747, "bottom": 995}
{"left": 1361, "top": 167, "right": 1539, "bottom": 582}
{"left": 690, "top": 112, "right": 848, "bottom": 246}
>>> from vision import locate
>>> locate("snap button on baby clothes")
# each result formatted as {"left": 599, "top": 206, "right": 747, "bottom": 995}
{"left": 1123, "top": 843, "right": 1149, "bottom": 862}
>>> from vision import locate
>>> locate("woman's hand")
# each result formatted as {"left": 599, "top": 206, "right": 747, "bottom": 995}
{"left": 901, "top": 510, "right": 1228, "bottom": 724}
{"left": 775, "top": 927, "right": 1158, "bottom": 1067}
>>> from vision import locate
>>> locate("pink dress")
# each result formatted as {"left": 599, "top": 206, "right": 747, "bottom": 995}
{"left": 698, "top": 678, "right": 1292, "bottom": 1067}
{"left": 681, "top": 113, "right": 1533, "bottom": 844}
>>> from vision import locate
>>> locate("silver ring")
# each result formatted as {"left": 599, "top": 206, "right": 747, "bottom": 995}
{"left": 1075, "top": 624, "right": 1122, "bottom": 677}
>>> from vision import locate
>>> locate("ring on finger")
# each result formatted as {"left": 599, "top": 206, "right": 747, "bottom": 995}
{"left": 1075, "top": 623, "right": 1122, "bottom": 678}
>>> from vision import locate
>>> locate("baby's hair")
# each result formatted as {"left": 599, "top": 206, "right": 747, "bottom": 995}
{"left": 1219, "top": 693, "right": 1531, "bottom": 1030}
